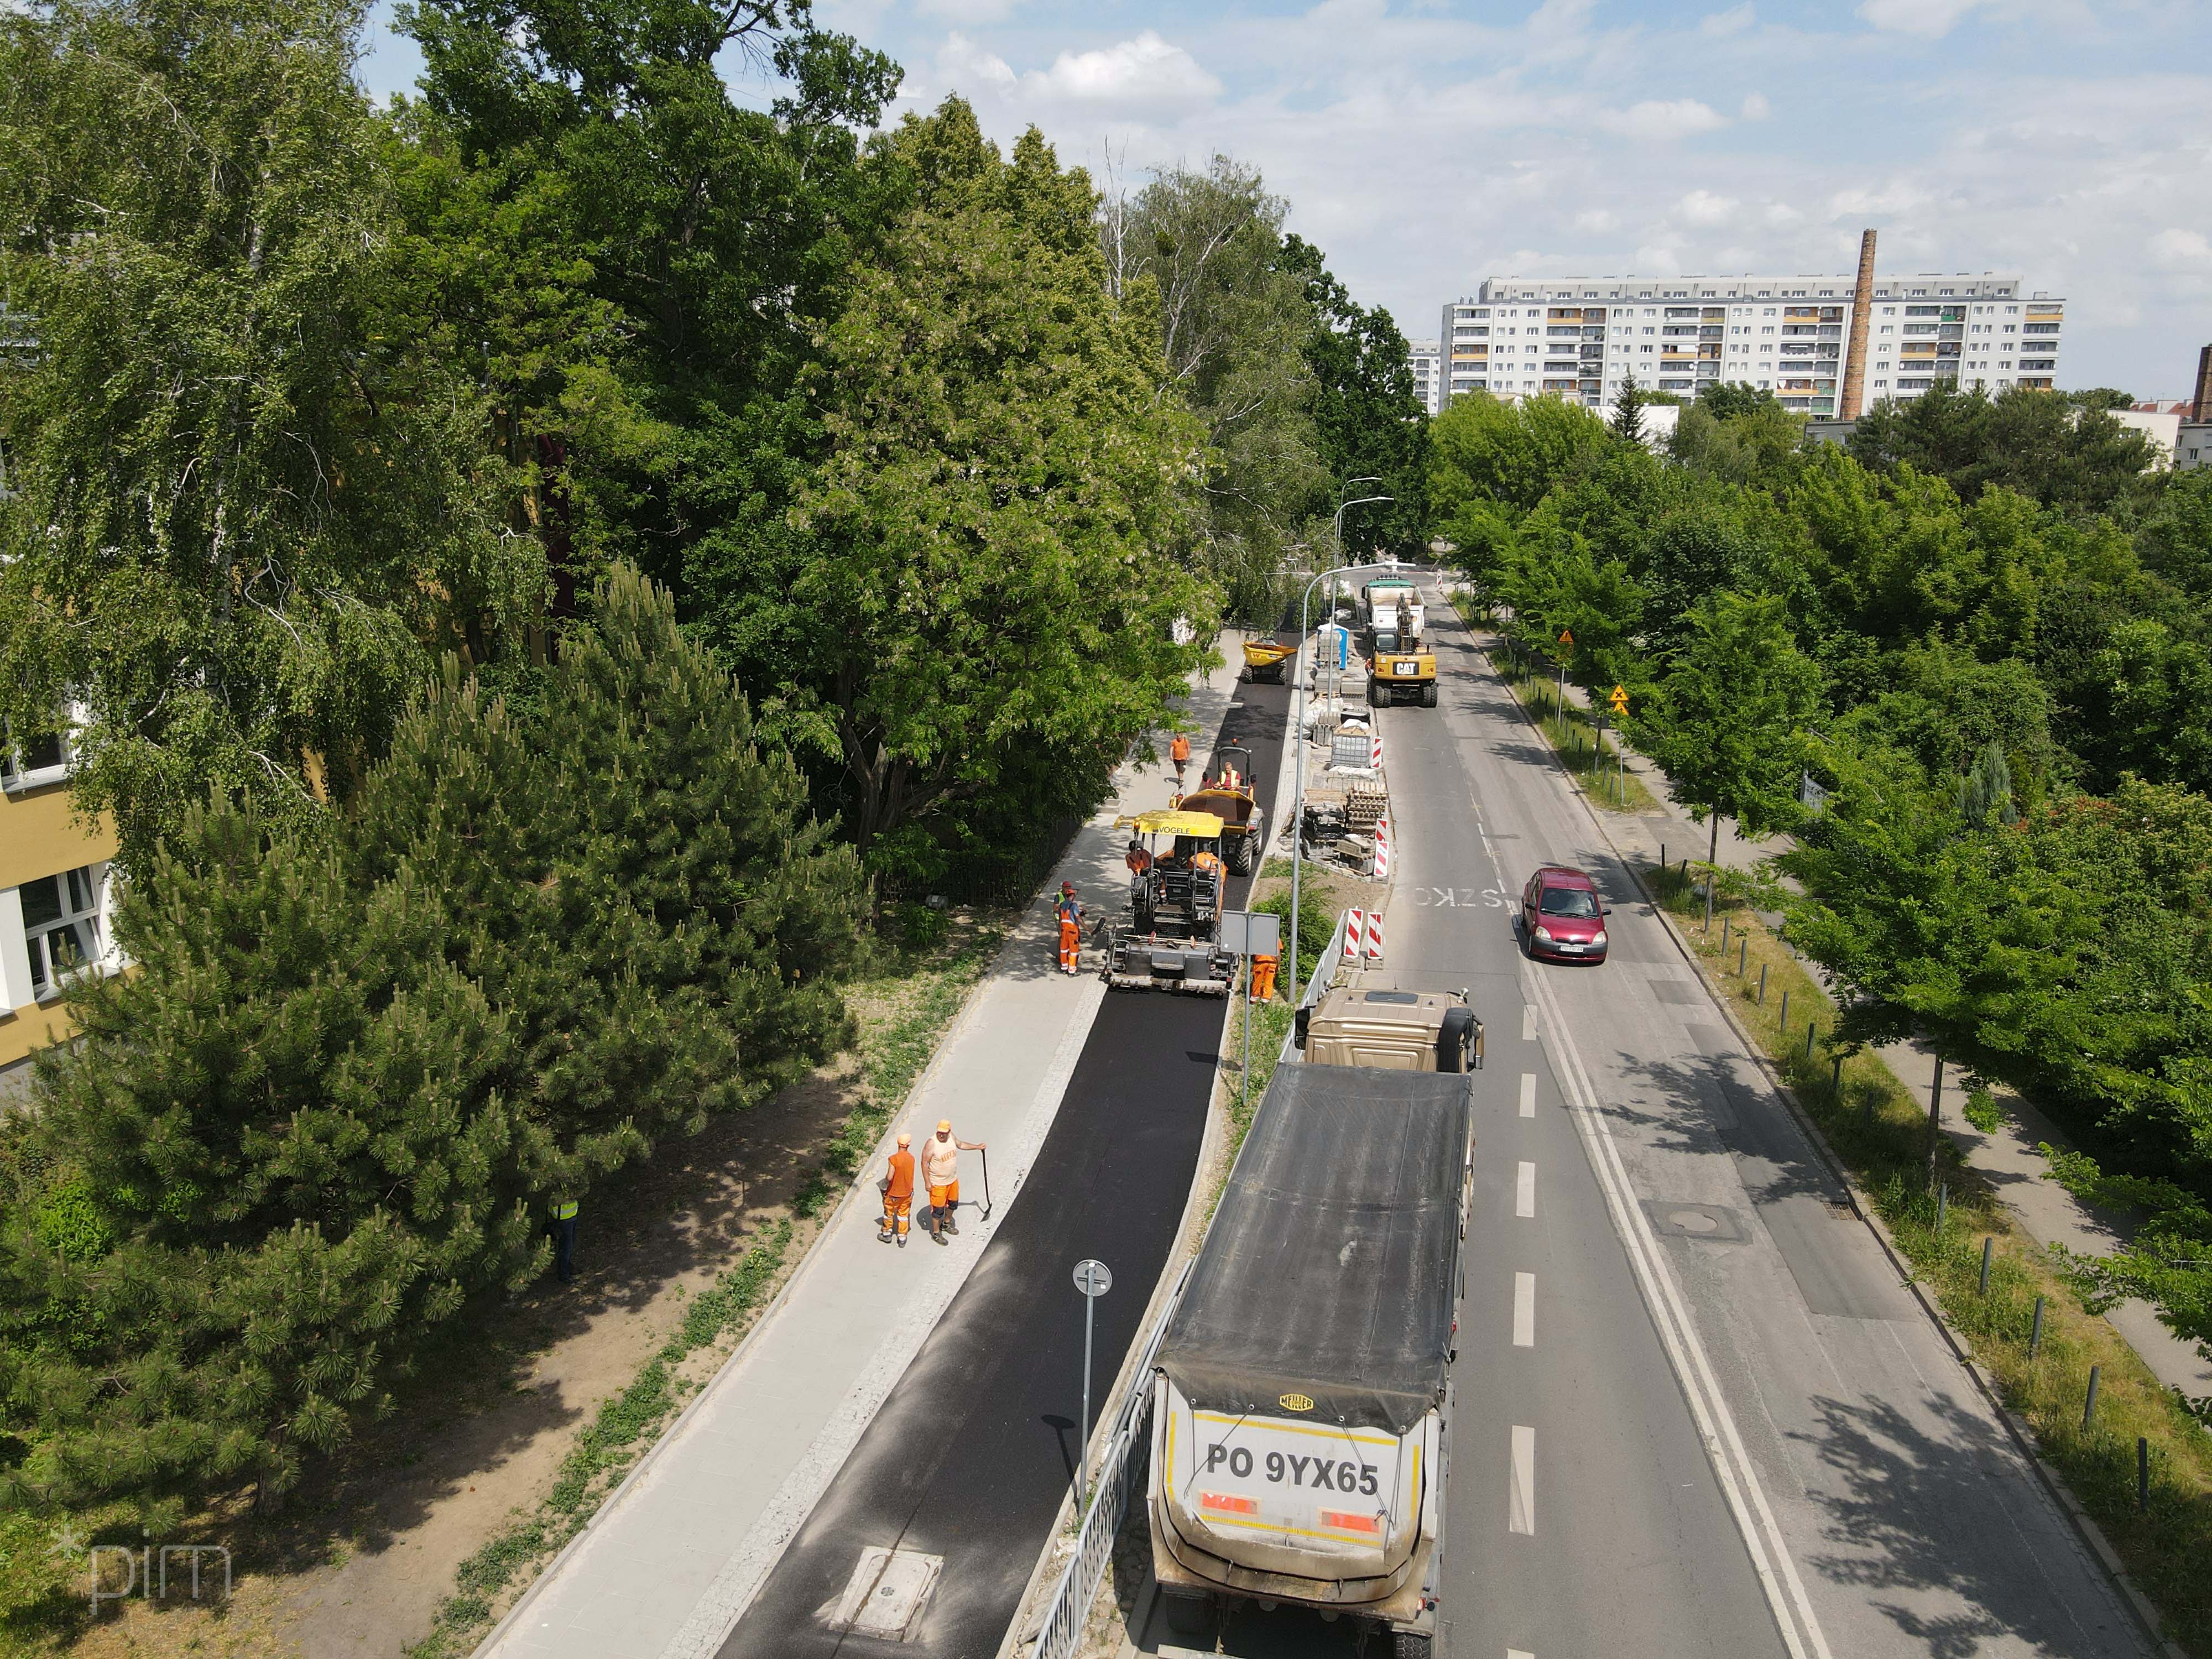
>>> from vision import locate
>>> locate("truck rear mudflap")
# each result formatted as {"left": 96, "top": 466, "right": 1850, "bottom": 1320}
{"left": 1150, "top": 1507, "right": 1434, "bottom": 1628}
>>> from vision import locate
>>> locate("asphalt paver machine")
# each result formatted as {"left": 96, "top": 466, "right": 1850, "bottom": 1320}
{"left": 1105, "top": 808, "right": 1238, "bottom": 995}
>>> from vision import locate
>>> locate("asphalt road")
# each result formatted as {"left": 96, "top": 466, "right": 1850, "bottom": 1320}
{"left": 1149, "top": 592, "right": 2153, "bottom": 1659}
{"left": 720, "top": 673, "right": 1289, "bottom": 1659}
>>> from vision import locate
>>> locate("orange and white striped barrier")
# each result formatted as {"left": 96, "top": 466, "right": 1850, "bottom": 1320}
{"left": 1340, "top": 908, "right": 1366, "bottom": 962}
{"left": 1374, "top": 815, "right": 1392, "bottom": 881}
{"left": 1364, "top": 910, "right": 1385, "bottom": 961}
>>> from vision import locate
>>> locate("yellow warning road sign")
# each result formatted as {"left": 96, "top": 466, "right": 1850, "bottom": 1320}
{"left": 1609, "top": 685, "right": 1630, "bottom": 714}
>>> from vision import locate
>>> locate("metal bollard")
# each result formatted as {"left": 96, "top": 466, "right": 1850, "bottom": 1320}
{"left": 1721, "top": 915, "right": 1730, "bottom": 952}
{"left": 1978, "top": 1236, "right": 1993, "bottom": 1296}
{"left": 1738, "top": 937, "right": 1747, "bottom": 977}
{"left": 1779, "top": 987, "right": 1790, "bottom": 1028}
{"left": 2029, "top": 1295, "right": 2046, "bottom": 1359}
{"left": 2140, "top": 1437, "right": 2150, "bottom": 1512}
{"left": 1936, "top": 1183, "right": 1948, "bottom": 1234}
{"left": 1758, "top": 964, "right": 1768, "bottom": 1005}
{"left": 1806, "top": 1021, "right": 1817, "bottom": 1060}
{"left": 2083, "top": 1365, "right": 2101, "bottom": 1433}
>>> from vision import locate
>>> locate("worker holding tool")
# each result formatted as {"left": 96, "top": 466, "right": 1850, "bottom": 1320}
{"left": 922, "top": 1119, "right": 985, "bottom": 1245}
{"left": 1054, "top": 880, "right": 1084, "bottom": 975}
{"left": 1250, "top": 950, "right": 1277, "bottom": 1003}
{"left": 878, "top": 1132, "right": 916, "bottom": 1246}
{"left": 1170, "top": 732, "right": 1191, "bottom": 787}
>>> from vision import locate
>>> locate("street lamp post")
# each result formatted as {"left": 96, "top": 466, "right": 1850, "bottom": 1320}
{"left": 1287, "top": 504, "right": 1394, "bottom": 1006}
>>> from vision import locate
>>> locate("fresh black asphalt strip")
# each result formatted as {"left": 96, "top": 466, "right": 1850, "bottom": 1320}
{"left": 720, "top": 673, "right": 1290, "bottom": 1659}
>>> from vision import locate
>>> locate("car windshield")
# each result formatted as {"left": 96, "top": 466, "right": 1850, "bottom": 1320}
{"left": 1540, "top": 886, "right": 1600, "bottom": 918}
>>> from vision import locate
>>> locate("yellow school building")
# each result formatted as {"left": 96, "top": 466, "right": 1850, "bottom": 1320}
{"left": 1, "top": 739, "right": 118, "bottom": 1073}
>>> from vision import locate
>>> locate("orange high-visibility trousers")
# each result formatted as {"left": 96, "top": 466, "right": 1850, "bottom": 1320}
{"left": 1250, "top": 953, "right": 1277, "bottom": 1002}
{"left": 1058, "top": 919, "right": 1080, "bottom": 971}
{"left": 881, "top": 1194, "right": 911, "bottom": 1236}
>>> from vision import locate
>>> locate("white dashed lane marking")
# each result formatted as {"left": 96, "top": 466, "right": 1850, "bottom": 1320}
{"left": 1521, "top": 1004, "right": 1537, "bottom": 1041}
{"left": 1509, "top": 1425, "right": 1536, "bottom": 1535}
{"left": 1515, "top": 1161, "right": 1536, "bottom": 1219}
{"left": 1514, "top": 1272, "right": 1536, "bottom": 1348}
{"left": 1519, "top": 1072, "right": 1536, "bottom": 1118}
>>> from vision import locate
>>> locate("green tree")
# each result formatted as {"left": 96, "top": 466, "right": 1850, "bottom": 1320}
{"left": 1279, "top": 234, "right": 1430, "bottom": 555}
{"left": 0, "top": 0, "right": 541, "bottom": 867}
{"left": 784, "top": 102, "right": 1211, "bottom": 863}
{"left": 1104, "top": 155, "right": 1325, "bottom": 621}
{"left": 1610, "top": 371, "right": 1647, "bottom": 447}
{"left": 0, "top": 566, "right": 864, "bottom": 1511}
{"left": 1699, "top": 380, "right": 1779, "bottom": 421}
{"left": 1640, "top": 591, "right": 1824, "bottom": 867}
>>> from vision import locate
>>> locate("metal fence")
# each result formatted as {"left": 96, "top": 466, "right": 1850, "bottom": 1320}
{"left": 1026, "top": 1262, "right": 1188, "bottom": 1659}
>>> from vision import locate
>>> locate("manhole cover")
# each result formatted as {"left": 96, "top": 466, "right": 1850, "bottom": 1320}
{"left": 819, "top": 1547, "right": 943, "bottom": 1640}
{"left": 1642, "top": 1201, "right": 1746, "bottom": 1243}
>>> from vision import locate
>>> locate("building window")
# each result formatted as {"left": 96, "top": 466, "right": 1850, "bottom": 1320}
{"left": 19, "top": 864, "right": 105, "bottom": 1000}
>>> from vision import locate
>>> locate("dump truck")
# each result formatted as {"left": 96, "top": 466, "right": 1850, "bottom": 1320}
{"left": 1149, "top": 1064, "right": 1471, "bottom": 1656}
{"left": 1176, "top": 743, "right": 1266, "bottom": 876}
{"left": 1296, "top": 984, "right": 1482, "bottom": 1072}
{"left": 1104, "top": 808, "right": 1237, "bottom": 994}
{"left": 1362, "top": 580, "right": 1437, "bottom": 709}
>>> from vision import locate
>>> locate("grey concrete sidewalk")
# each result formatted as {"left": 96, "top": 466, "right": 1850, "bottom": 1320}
{"left": 1459, "top": 611, "right": 2212, "bottom": 1410}
{"left": 474, "top": 645, "right": 1254, "bottom": 1659}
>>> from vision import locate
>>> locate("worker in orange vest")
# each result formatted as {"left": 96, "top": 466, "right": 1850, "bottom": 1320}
{"left": 1250, "top": 952, "right": 1277, "bottom": 1003}
{"left": 1170, "top": 732, "right": 1191, "bottom": 787}
{"left": 878, "top": 1133, "right": 916, "bottom": 1246}
{"left": 1054, "top": 881, "right": 1084, "bottom": 975}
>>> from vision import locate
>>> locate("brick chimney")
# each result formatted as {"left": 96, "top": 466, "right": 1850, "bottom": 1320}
{"left": 2194, "top": 344, "right": 2212, "bottom": 423}
{"left": 1840, "top": 229, "right": 1878, "bottom": 420}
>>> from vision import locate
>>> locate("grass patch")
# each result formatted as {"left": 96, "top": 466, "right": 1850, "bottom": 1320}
{"left": 1648, "top": 870, "right": 2212, "bottom": 1655}
{"left": 404, "top": 1220, "right": 795, "bottom": 1659}
{"left": 790, "top": 917, "right": 1009, "bottom": 1218}
{"left": 1486, "top": 646, "right": 1660, "bottom": 815}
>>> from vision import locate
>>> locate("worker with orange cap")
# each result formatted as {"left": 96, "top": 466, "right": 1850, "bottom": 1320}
{"left": 921, "top": 1118, "right": 985, "bottom": 1245}
{"left": 1054, "top": 880, "right": 1084, "bottom": 975}
{"left": 878, "top": 1132, "right": 916, "bottom": 1246}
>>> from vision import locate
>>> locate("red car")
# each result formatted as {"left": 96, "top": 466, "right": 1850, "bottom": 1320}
{"left": 1521, "top": 865, "right": 1610, "bottom": 963}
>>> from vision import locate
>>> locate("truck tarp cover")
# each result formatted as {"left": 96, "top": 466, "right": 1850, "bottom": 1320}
{"left": 1160, "top": 1066, "right": 1467, "bottom": 1434}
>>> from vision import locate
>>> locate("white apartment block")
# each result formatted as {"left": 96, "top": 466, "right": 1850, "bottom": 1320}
{"left": 1441, "top": 273, "right": 2063, "bottom": 416}
{"left": 1406, "top": 339, "right": 1442, "bottom": 415}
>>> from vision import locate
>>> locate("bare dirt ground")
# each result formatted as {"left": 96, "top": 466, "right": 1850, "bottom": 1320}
{"left": 50, "top": 925, "right": 992, "bottom": 1659}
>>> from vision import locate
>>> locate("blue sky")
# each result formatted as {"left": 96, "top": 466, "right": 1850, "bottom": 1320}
{"left": 356, "top": 0, "right": 2212, "bottom": 398}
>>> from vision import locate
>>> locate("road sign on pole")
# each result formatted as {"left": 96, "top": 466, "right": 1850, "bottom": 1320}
{"left": 1073, "top": 1259, "right": 1112, "bottom": 1515}
{"left": 1609, "top": 684, "right": 1629, "bottom": 715}
{"left": 1221, "top": 912, "right": 1282, "bottom": 1123}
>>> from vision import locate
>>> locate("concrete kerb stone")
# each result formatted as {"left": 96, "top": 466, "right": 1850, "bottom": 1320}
{"left": 997, "top": 646, "right": 1307, "bottom": 1659}
{"left": 1497, "top": 626, "right": 2192, "bottom": 1659}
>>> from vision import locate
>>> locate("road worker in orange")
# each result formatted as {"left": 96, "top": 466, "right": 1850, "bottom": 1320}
{"left": 922, "top": 1119, "right": 985, "bottom": 1245}
{"left": 1170, "top": 732, "right": 1191, "bottom": 787}
{"left": 1250, "top": 952, "right": 1277, "bottom": 1003}
{"left": 878, "top": 1132, "right": 916, "bottom": 1247}
{"left": 1054, "top": 881, "right": 1084, "bottom": 975}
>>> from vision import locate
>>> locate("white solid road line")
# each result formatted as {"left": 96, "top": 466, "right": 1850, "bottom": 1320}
{"left": 1521, "top": 1004, "right": 1537, "bottom": 1041}
{"left": 1514, "top": 1161, "right": 1536, "bottom": 1219}
{"left": 1519, "top": 1071, "right": 1537, "bottom": 1118}
{"left": 1509, "top": 1424, "right": 1536, "bottom": 1535}
{"left": 1513, "top": 1271, "right": 1535, "bottom": 1347}
{"left": 1526, "top": 964, "right": 1834, "bottom": 1659}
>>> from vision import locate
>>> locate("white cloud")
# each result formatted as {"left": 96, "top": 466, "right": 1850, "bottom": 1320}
{"left": 933, "top": 31, "right": 1016, "bottom": 91}
{"left": 1678, "top": 189, "right": 1739, "bottom": 225}
{"left": 1857, "top": 0, "right": 1986, "bottom": 37}
{"left": 1030, "top": 30, "right": 1221, "bottom": 109}
{"left": 1702, "top": 3, "right": 1756, "bottom": 36}
{"left": 1740, "top": 91, "right": 1770, "bottom": 121}
{"left": 917, "top": 0, "right": 1022, "bottom": 21}
{"left": 1598, "top": 99, "right": 1729, "bottom": 140}
{"left": 1574, "top": 208, "right": 1619, "bottom": 233}
{"left": 2147, "top": 227, "right": 2212, "bottom": 268}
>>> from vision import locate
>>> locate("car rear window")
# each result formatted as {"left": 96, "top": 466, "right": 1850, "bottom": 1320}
{"left": 1540, "top": 887, "right": 1599, "bottom": 917}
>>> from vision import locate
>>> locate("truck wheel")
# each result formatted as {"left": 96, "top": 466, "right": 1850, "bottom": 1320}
{"left": 1230, "top": 831, "right": 1255, "bottom": 875}
{"left": 1392, "top": 1634, "right": 1432, "bottom": 1659}
{"left": 1161, "top": 1592, "right": 1211, "bottom": 1635}
{"left": 1368, "top": 678, "right": 1384, "bottom": 707}
{"left": 1421, "top": 682, "right": 1438, "bottom": 708}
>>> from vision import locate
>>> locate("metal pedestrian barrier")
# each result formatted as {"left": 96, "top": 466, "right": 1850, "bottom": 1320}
{"left": 1027, "top": 1261, "right": 1190, "bottom": 1659}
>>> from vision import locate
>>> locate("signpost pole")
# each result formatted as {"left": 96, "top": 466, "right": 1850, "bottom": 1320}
{"left": 1072, "top": 1259, "right": 1113, "bottom": 1515}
